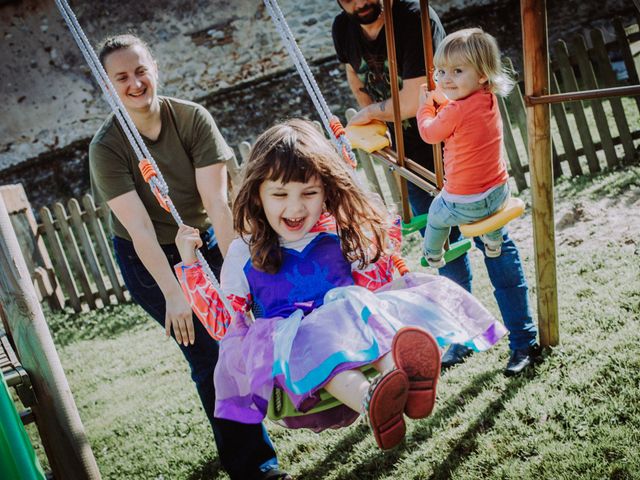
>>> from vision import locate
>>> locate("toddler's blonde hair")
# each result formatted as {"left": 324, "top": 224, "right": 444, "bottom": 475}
{"left": 434, "top": 28, "right": 515, "bottom": 97}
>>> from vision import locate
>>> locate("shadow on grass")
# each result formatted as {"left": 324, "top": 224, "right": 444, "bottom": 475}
{"left": 45, "top": 302, "right": 149, "bottom": 347}
{"left": 339, "top": 363, "right": 543, "bottom": 479}
{"left": 295, "top": 368, "right": 506, "bottom": 480}
{"left": 425, "top": 372, "right": 534, "bottom": 480}
{"left": 186, "top": 457, "right": 224, "bottom": 480}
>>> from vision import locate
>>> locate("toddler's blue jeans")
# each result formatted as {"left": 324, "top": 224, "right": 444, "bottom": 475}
{"left": 423, "top": 183, "right": 509, "bottom": 258}
{"left": 113, "top": 236, "right": 278, "bottom": 480}
{"left": 407, "top": 183, "right": 537, "bottom": 351}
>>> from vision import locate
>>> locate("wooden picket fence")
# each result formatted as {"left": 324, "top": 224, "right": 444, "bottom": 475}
{"left": 0, "top": 184, "right": 128, "bottom": 313}
{"left": 0, "top": 18, "right": 638, "bottom": 314}
{"left": 499, "top": 17, "right": 640, "bottom": 192}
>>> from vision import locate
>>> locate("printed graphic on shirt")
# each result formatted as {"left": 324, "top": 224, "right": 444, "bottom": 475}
{"left": 356, "top": 57, "right": 412, "bottom": 131}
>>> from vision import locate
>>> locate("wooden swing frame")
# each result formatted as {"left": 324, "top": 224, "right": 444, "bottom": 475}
{"left": 379, "top": 0, "right": 640, "bottom": 348}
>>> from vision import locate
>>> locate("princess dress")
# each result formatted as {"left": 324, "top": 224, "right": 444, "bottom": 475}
{"left": 176, "top": 215, "right": 506, "bottom": 431}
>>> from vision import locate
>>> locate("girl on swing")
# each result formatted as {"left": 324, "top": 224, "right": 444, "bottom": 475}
{"left": 174, "top": 119, "right": 506, "bottom": 450}
{"left": 417, "top": 28, "right": 516, "bottom": 268}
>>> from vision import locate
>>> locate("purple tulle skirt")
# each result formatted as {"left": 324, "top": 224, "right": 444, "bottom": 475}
{"left": 213, "top": 272, "right": 506, "bottom": 431}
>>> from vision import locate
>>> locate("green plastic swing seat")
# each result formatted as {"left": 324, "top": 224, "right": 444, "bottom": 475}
{"left": 401, "top": 213, "right": 428, "bottom": 235}
{"left": 399, "top": 213, "right": 474, "bottom": 267}
{"left": 267, "top": 365, "right": 379, "bottom": 421}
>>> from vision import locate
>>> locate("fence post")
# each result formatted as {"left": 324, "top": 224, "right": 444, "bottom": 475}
{"left": 553, "top": 40, "right": 601, "bottom": 173}
{"left": 0, "top": 195, "right": 101, "bottom": 479}
{"left": 590, "top": 28, "right": 636, "bottom": 162}
{"left": 572, "top": 35, "right": 618, "bottom": 168}
{"left": 81, "top": 195, "right": 127, "bottom": 304}
{"left": 0, "top": 185, "right": 64, "bottom": 310}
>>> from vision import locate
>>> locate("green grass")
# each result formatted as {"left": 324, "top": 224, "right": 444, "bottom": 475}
{"left": 27, "top": 166, "right": 640, "bottom": 479}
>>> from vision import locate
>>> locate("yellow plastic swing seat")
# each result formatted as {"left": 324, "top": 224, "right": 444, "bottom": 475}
{"left": 345, "top": 121, "right": 391, "bottom": 153}
{"left": 459, "top": 197, "right": 525, "bottom": 238}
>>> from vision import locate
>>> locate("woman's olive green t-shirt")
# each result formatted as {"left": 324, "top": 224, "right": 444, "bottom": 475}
{"left": 89, "top": 96, "right": 234, "bottom": 244}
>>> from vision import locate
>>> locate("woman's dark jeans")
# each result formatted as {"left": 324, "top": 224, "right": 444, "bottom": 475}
{"left": 113, "top": 236, "right": 278, "bottom": 479}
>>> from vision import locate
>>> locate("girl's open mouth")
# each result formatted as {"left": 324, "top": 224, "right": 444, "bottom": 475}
{"left": 283, "top": 217, "right": 305, "bottom": 229}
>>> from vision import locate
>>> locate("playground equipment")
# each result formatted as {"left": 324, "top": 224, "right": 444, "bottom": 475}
{"left": 1, "top": 0, "right": 638, "bottom": 474}
{"left": 0, "top": 191, "right": 101, "bottom": 479}
{"left": 0, "top": 372, "right": 45, "bottom": 480}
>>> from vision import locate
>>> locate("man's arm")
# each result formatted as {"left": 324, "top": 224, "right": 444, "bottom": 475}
{"left": 108, "top": 190, "right": 196, "bottom": 346}
{"left": 195, "top": 162, "right": 234, "bottom": 257}
{"left": 345, "top": 63, "right": 426, "bottom": 126}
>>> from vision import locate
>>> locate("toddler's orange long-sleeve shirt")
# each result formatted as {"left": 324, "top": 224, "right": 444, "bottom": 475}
{"left": 417, "top": 89, "right": 508, "bottom": 195}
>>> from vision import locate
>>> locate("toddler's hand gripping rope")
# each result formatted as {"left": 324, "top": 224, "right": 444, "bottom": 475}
{"left": 55, "top": 0, "right": 233, "bottom": 317}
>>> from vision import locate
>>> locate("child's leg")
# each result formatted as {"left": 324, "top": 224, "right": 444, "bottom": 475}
{"left": 483, "top": 226, "right": 504, "bottom": 244}
{"left": 481, "top": 226, "right": 504, "bottom": 258}
{"left": 324, "top": 369, "right": 371, "bottom": 412}
{"left": 423, "top": 195, "right": 452, "bottom": 258}
{"left": 325, "top": 367, "right": 409, "bottom": 450}
{"left": 372, "top": 352, "right": 394, "bottom": 373}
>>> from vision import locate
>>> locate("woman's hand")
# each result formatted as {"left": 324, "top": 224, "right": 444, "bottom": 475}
{"left": 165, "top": 289, "right": 196, "bottom": 346}
{"left": 176, "top": 224, "right": 202, "bottom": 265}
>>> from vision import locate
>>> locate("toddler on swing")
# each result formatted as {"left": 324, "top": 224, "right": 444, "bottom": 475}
{"left": 175, "top": 119, "right": 506, "bottom": 450}
{"left": 417, "top": 28, "right": 516, "bottom": 268}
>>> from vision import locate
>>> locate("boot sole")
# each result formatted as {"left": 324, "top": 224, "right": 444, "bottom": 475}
{"left": 392, "top": 327, "right": 441, "bottom": 419}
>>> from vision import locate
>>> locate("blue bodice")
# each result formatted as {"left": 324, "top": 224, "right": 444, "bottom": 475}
{"left": 245, "top": 233, "right": 354, "bottom": 318}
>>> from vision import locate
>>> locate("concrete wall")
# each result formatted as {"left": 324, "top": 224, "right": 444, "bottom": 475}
{"left": 0, "top": 0, "right": 339, "bottom": 168}
{"left": 0, "top": 0, "right": 634, "bottom": 208}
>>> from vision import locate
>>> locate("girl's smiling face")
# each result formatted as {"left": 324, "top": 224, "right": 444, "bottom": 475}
{"left": 259, "top": 176, "right": 325, "bottom": 242}
{"left": 435, "top": 61, "right": 487, "bottom": 101}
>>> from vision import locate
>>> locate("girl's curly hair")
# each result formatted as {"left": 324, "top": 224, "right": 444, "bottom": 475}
{"left": 233, "top": 119, "right": 389, "bottom": 273}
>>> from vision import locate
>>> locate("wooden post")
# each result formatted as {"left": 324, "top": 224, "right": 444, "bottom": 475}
{"left": 521, "top": 0, "right": 559, "bottom": 347}
{"left": 419, "top": 0, "right": 444, "bottom": 191}
{"left": 383, "top": 0, "right": 412, "bottom": 222}
{"left": 0, "top": 195, "right": 101, "bottom": 479}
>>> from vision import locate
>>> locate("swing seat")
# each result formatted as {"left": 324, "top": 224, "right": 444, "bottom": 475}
{"left": 401, "top": 213, "right": 428, "bottom": 235}
{"left": 345, "top": 121, "right": 391, "bottom": 153}
{"left": 459, "top": 197, "right": 525, "bottom": 238}
{"left": 267, "top": 365, "right": 378, "bottom": 422}
{"left": 399, "top": 214, "right": 473, "bottom": 266}
{"left": 419, "top": 238, "right": 473, "bottom": 267}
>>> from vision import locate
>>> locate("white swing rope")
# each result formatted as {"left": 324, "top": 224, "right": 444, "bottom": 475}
{"left": 263, "top": 0, "right": 358, "bottom": 169}
{"left": 263, "top": 0, "right": 409, "bottom": 277}
{"left": 55, "top": 0, "right": 233, "bottom": 316}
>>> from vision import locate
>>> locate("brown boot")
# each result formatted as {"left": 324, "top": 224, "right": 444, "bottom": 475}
{"left": 391, "top": 327, "right": 441, "bottom": 419}
{"left": 363, "top": 369, "right": 409, "bottom": 450}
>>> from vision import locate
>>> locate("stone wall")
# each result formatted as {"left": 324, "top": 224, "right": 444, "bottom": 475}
{"left": 0, "top": 0, "right": 634, "bottom": 209}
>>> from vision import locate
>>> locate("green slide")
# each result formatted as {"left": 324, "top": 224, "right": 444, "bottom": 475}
{"left": 0, "top": 375, "right": 45, "bottom": 480}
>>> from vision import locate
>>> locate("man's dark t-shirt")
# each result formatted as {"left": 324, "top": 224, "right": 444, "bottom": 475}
{"left": 332, "top": 0, "right": 445, "bottom": 171}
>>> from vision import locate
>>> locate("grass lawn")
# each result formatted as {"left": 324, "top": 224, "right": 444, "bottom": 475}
{"left": 31, "top": 165, "right": 640, "bottom": 479}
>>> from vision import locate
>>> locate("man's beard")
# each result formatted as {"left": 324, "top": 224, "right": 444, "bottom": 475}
{"left": 347, "top": 1, "right": 382, "bottom": 25}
